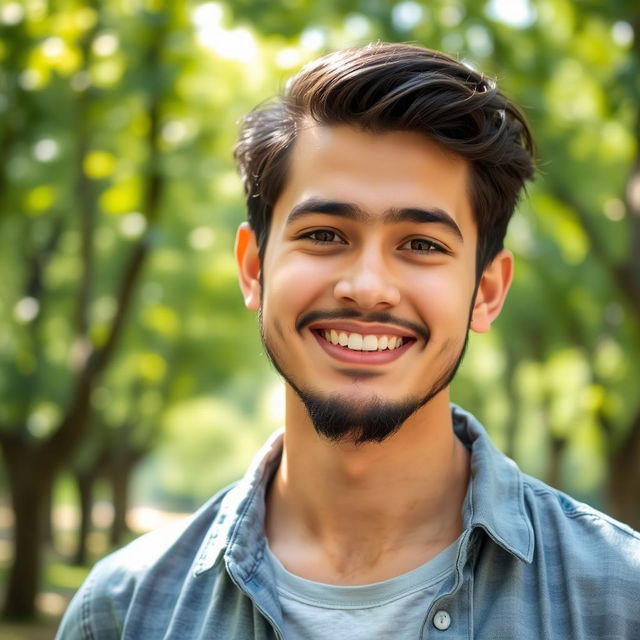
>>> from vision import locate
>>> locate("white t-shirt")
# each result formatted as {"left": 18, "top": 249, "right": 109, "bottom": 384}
{"left": 265, "top": 541, "right": 457, "bottom": 639}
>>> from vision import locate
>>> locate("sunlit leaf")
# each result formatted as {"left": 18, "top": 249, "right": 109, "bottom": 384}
{"left": 84, "top": 150, "right": 117, "bottom": 179}
{"left": 100, "top": 177, "right": 142, "bottom": 214}
{"left": 25, "top": 185, "right": 57, "bottom": 213}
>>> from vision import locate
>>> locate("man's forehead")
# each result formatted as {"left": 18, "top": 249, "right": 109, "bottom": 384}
{"left": 276, "top": 122, "right": 473, "bottom": 231}
{"left": 294, "top": 120, "right": 465, "bottom": 165}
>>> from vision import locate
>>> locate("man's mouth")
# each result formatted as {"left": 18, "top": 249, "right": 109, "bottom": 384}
{"left": 316, "top": 329, "right": 409, "bottom": 352}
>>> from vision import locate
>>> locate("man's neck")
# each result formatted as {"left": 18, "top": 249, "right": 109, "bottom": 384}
{"left": 265, "top": 389, "right": 470, "bottom": 585}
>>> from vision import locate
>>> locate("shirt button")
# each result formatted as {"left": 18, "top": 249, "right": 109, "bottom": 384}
{"left": 433, "top": 610, "right": 451, "bottom": 631}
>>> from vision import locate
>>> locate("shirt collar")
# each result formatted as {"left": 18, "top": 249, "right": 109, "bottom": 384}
{"left": 194, "top": 406, "right": 534, "bottom": 577}
{"left": 193, "top": 429, "right": 284, "bottom": 578}
{"left": 452, "top": 404, "right": 534, "bottom": 563}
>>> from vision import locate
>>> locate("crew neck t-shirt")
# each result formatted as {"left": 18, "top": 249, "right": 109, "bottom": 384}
{"left": 264, "top": 542, "right": 458, "bottom": 640}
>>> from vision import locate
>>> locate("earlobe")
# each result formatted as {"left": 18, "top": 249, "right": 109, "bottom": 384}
{"left": 235, "top": 222, "right": 262, "bottom": 311}
{"left": 470, "top": 249, "right": 513, "bottom": 333}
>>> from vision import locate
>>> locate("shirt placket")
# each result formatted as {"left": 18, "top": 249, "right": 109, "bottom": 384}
{"left": 420, "top": 529, "right": 478, "bottom": 639}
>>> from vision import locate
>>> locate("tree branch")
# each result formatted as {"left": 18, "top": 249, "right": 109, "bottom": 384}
{"left": 71, "top": 0, "right": 101, "bottom": 363}
{"left": 45, "top": 15, "right": 169, "bottom": 465}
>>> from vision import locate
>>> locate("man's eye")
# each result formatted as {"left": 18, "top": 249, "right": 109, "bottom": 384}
{"left": 303, "top": 229, "right": 342, "bottom": 243}
{"left": 402, "top": 238, "right": 445, "bottom": 253}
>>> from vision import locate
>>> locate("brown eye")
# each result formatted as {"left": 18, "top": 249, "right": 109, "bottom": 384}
{"left": 302, "top": 229, "right": 344, "bottom": 244}
{"left": 312, "top": 230, "right": 337, "bottom": 242}
{"left": 410, "top": 238, "right": 438, "bottom": 252}
{"left": 400, "top": 237, "right": 448, "bottom": 254}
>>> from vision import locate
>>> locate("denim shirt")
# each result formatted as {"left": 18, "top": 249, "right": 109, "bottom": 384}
{"left": 56, "top": 406, "right": 640, "bottom": 639}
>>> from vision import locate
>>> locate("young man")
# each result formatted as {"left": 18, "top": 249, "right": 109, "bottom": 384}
{"left": 57, "top": 43, "right": 640, "bottom": 639}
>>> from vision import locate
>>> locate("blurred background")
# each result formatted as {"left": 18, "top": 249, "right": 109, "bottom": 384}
{"left": 1, "top": 0, "right": 639, "bottom": 635}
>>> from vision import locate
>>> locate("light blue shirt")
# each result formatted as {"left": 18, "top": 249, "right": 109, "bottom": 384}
{"left": 56, "top": 405, "right": 640, "bottom": 639}
{"left": 265, "top": 539, "right": 457, "bottom": 639}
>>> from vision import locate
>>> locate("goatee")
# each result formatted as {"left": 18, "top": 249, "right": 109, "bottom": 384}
{"left": 296, "top": 391, "right": 422, "bottom": 445}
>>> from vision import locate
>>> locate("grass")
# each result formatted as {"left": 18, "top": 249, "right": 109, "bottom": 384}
{"left": 1, "top": 616, "right": 62, "bottom": 640}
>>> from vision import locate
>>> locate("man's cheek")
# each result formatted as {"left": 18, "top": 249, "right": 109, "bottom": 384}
{"left": 268, "top": 260, "right": 332, "bottom": 303}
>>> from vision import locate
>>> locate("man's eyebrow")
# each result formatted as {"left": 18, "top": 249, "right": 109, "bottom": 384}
{"left": 286, "top": 198, "right": 463, "bottom": 242}
{"left": 286, "top": 199, "right": 368, "bottom": 224}
{"left": 383, "top": 207, "right": 463, "bottom": 241}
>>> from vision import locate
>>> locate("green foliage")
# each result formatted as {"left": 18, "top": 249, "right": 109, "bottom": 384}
{"left": 1, "top": 0, "right": 639, "bottom": 518}
{"left": 141, "top": 393, "right": 277, "bottom": 508}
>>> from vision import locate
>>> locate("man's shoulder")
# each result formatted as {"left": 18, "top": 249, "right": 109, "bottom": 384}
{"left": 100, "top": 484, "right": 233, "bottom": 582}
{"left": 56, "top": 485, "right": 234, "bottom": 639}
{"left": 521, "top": 472, "right": 640, "bottom": 567}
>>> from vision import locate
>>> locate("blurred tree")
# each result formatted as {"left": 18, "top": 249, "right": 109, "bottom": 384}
{"left": 0, "top": 0, "right": 176, "bottom": 617}
{"left": 485, "top": 0, "right": 640, "bottom": 525}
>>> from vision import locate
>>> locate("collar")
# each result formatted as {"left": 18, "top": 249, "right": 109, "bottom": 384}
{"left": 452, "top": 404, "right": 534, "bottom": 563}
{"left": 194, "top": 405, "right": 534, "bottom": 578}
{"left": 193, "top": 429, "right": 284, "bottom": 578}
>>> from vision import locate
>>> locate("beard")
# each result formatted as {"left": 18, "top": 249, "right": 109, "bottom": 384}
{"left": 259, "top": 309, "right": 470, "bottom": 445}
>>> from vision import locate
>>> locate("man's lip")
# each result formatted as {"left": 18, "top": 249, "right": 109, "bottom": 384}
{"left": 307, "top": 320, "right": 416, "bottom": 339}
{"left": 296, "top": 309, "right": 429, "bottom": 342}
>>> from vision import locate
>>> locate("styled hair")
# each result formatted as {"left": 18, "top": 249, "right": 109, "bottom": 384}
{"left": 234, "top": 42, "right": 535, "bottom": 274}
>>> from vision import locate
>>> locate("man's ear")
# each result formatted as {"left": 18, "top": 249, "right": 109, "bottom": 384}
{"left": 235, "top": 222, "right": 261, "bottom": 311}
{"left": 470, "top": 249, "right": 513, "bottom": 333}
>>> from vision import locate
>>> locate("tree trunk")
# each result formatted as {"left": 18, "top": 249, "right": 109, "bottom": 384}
{"left": 541, "top": 389, "right": 566, "bottom": 490}
{"left": 607, "top": 412, "right": 640, "bottom": 529}
{"left": 546, "top": 434, "right": 567, "bottom": 490}
{"left": 41, "top": 481, "right": 55, "bottom": 549}
{"left": 503, "top": 346, "right": 520, "bottom": 460}
{"left": 1, "top": 443, "right": 52, "bottom": 619}
{"left": 109, "top": 459, "right": 131, "bottom": 547}
{"left": 72, "top": 471, "right": 95, "bottom": 566}
{"left": 109, "top": 448, "right": 146, "bottom": 547}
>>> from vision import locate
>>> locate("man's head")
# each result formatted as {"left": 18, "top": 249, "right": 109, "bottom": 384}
{"left": 235, "top": 42, "right": 535, "bottom": 276}
{"left": 234, "top": 42, "right": 535, "bottom": 444}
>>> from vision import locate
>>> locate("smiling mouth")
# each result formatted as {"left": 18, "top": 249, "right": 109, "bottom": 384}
{"left": 316, "top": 329, "right": 412, "bottom": 352}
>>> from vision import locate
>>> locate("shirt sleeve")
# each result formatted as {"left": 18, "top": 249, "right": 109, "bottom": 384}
{"left": 55, "top": 583, "right": 88, "bottom": 639}
{"left": 55, "top": 560, "right": 127, "bottom": 640}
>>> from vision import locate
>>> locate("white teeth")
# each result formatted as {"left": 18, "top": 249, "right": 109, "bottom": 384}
{"left": 347, "top": 333, "right": 363, "bottom": 350}
{"left": 320, "top": 330, "right": 406, "bottom": 352}
{"left": 362, "top": 335, "right": 378, "bottom": 351}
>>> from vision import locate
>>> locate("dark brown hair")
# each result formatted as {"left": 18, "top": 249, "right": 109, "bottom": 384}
{"left": 234, "top": 42, "right": 535, "bottom": 274}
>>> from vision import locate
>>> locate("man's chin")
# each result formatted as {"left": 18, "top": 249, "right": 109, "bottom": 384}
{"left": 296, "top": 390, "right": 424, "bottom": 445}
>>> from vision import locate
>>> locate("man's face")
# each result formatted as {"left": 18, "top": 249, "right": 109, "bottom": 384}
{"left": 238, "top": 124, "right": 506, "bottom": 443}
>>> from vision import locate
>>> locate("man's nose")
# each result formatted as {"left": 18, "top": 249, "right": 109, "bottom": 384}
{"left": 333, "top": 249, "right": 401, "bottom": 310}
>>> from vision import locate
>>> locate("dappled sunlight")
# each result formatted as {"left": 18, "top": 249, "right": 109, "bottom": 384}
{"left": 128, "top": 506, "right": 191, "bottom": 533}
{"left": 192, "top": 3, "right": 258, "bottom": 63}
{"left": 37, "top": 591, "right": 67, "bottom": 617}
{"left": 486, "top": 0, "right": 535, "bottom": 28}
